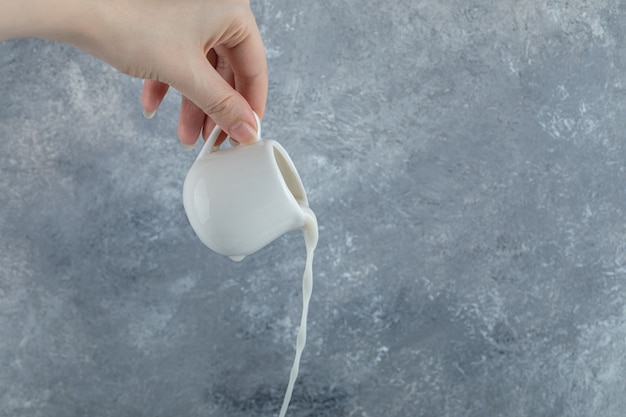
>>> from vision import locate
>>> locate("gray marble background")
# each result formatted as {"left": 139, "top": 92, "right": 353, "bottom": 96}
{"left": 1, "top": 1, "right": 626, "bottom": 416}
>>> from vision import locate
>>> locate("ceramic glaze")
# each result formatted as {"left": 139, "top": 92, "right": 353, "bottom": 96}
{"left": 183, "top": 116, "right": 309, "bottom": 260}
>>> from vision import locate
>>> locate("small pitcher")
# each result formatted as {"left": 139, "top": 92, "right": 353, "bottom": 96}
{"left": 183, "top": 117, "right": 310, "bottom": 261}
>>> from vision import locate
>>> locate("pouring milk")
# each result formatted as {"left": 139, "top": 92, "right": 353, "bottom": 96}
{"left": 183, "top": 115, "right": 318, "bottom": 417}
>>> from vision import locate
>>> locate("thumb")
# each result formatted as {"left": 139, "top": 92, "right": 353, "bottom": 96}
{"left": 177, "top": 55, "right": 259, "bottom": 144}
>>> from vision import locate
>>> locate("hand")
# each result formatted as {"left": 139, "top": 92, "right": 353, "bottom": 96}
{"left": 133, "top": 1, "right": 267, "bottom": 146}
{"left": 1, "top": 0, "right": 268, "bottom": 146}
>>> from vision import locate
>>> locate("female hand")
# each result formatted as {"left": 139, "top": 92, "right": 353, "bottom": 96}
{"left": 1, "top": 0, "right": 268, "bottom": 146}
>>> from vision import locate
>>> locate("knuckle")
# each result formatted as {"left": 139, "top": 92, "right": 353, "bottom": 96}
{"left": 202, "top": 92, "right": 238, "bottom": 121}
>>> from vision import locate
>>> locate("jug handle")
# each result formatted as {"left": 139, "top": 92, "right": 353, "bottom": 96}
{"left": 196, "top": 112, "right": 262, "bottom": 160}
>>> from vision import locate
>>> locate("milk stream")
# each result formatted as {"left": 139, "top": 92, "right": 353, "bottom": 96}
{"left": 278, "top": 206, "right": 318, "bottom": 417}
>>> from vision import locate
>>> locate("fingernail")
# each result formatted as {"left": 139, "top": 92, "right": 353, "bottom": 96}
{"left": 180, "top": 142, "right": 195, "bottom": 151}
{"left": 229, "top": 121, "right": 257, "bottom": 144}
{"left": 143, "top": 109, "right": 156, "bottom": 119}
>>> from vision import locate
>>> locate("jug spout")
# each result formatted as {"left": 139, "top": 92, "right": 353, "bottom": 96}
{"left": 229, "top": 255, "right": 246, "bottom": 262}
{"left": 271, "top": 143, "right": 308, "bottom": 208}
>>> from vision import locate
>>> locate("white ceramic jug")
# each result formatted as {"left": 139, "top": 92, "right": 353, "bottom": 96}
{"left": 183, "top": 117, "right": 310, "bottom": 261}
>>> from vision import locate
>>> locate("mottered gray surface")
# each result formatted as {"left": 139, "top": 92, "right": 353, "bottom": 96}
{"left": 2, "top": 1, "right": 626, "bottom": 416}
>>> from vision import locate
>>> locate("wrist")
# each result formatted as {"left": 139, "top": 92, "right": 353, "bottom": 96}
{"left": 0, "top": 0, "right": 103, "bottom": 51}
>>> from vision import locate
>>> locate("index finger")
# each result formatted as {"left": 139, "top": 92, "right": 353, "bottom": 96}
{"left": 220, "top": 21, "right": 268, "bottom": 120}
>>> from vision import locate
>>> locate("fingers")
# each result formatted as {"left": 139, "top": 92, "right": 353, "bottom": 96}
{"left": 141, "top": 80, "right": 169, "bottom": 118}
{"left": 145, "top": 51, "right": 236, "bottom": 148}
{"left": 142, "top": 9, "right": 268, "bottom": 146}
{"left": 172, "top": 18, "right": 267, "bottom": 144}
{"left": 143, "top": 80, "right": 206, "bottom": 147}
{"left": 177, "top": 95, "right": 205, "bottom": 146}
{"left": 177, "top": 55, "right": 257, "bottom": 144}
{"left": 220, "top": 23, "right": 268, "bottom": 120}
{"left": 203, "top": 53, "right": 234, "bottom": 145}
